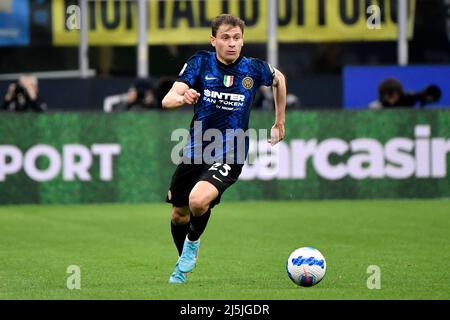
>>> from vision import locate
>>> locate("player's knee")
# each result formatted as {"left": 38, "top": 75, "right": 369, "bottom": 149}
{"left": 189, "top": 195, "right": 209, "bottom": 217}
{"left": 171, "top": 207, "right": 190, "bottom": 225}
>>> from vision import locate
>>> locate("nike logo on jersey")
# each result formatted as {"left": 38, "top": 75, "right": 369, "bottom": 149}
{"left": 212, "top": 174, "right": 223, "bottom": 183}
{"left": 205, "top": 76, "right": 217, "bottom": 80}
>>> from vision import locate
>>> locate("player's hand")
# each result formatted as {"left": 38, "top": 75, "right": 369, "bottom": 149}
{"left": 183, "top": 89, "right": 200, "bottom": 105}
{"left": 268, "top": 122, "right": 285, "bottom": 146}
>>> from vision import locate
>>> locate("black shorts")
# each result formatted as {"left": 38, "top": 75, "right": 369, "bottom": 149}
{"left": 166, "top": 162, "right": 243, "bottom": 209}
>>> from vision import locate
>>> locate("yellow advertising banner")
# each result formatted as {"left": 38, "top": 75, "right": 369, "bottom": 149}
{"left": 53, "top": 0, "right": 416, "bottom": 46}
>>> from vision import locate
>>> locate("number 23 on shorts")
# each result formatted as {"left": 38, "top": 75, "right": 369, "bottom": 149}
{"left": 208, "top": 163, "right": 231, "bottom": 176}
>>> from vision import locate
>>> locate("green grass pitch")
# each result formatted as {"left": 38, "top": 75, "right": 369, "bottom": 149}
{"left": 0, "top": 200, "right": 449, "bottom": 300}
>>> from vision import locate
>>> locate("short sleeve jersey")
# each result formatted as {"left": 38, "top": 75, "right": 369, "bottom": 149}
{"left": 177, "top": 50, "right": 275, "bottom": 164}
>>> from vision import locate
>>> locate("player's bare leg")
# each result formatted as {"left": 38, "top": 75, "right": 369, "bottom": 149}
{"left": 177, "top": 181, "right": 218, "bottom": 273}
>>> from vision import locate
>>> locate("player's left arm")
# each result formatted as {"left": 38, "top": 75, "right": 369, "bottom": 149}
{"left": 270, "top": 68, "right": 286, "bottom": 144}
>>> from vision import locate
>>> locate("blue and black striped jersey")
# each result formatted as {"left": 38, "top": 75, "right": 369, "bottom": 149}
{"left": 177, "top": 50, "right": 275, "bottom": 163}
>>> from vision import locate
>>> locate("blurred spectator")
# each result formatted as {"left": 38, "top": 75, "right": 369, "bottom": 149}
{"left": 112, "top": 78, "right": 156, "bottom": 112}
{"left": 369, "top": 77, "right": 441, "bottom": 110}
{"left": 1, "top": 74, "right": 47, "bottom": 112}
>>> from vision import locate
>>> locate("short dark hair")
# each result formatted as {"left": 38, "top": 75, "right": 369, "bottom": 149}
{"left": 211, "top": 14, "right": 245, "bottom": 37}
{"left": 379, "top": 77, "right": 404, "bottom": 97}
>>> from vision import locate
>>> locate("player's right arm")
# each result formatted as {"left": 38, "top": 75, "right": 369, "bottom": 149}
{"left": 161, "top": 82, "right": 200, "bottom": 109}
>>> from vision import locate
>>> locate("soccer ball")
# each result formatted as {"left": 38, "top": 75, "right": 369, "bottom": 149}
{"left": 286, "top": 247, "right": 327, "bottom": 287}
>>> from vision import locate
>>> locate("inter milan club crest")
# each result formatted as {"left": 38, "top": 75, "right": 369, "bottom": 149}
{"left": 223, "top": 75, "right": 234, "bottom": 87}
{"left": 242, "top": 76, "right": 254, "bottom": 90}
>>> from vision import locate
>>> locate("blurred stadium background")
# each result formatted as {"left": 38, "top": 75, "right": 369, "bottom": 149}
{"left": 0, "top": 0, "right": 449, "bottom": 301}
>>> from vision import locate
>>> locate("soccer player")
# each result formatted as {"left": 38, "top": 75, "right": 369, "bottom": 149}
{"left": 162, "top": 14, "right": 286, "bottom": 284}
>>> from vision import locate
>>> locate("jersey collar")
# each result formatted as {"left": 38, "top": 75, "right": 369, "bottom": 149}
{"left": 215, "top": 54, "right": 243, "bottom": 68}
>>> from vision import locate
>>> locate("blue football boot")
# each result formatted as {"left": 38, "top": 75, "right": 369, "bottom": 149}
{"left": 168, "top": 262, "right": 187, "bottom": 284}
{"left": 178, "top": 238, "right": 200, "bottom": 273}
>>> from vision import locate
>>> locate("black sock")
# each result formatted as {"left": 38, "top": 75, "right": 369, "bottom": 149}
{"left": 188, "top": 209, "right": 211, "bottom": 241}
{"left": 171, "top": 221, "right": 190, "bottom": 256}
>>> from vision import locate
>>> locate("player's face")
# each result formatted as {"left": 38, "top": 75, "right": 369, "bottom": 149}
{"left": 211, "top": 24, "right": 244, "bottom": 65}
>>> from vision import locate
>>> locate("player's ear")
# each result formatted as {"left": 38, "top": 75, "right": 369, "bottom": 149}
{"left": 210, "top": 36, "right": 216, "bottom": 47}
